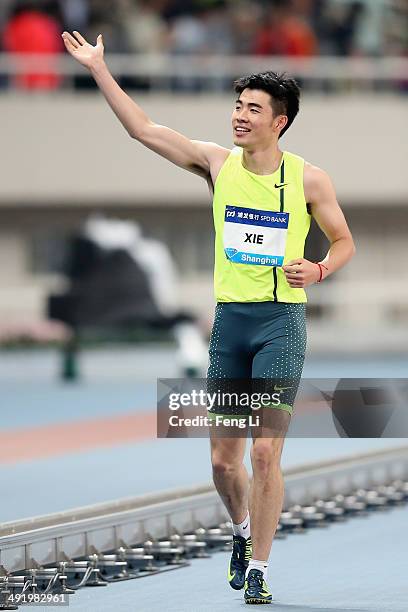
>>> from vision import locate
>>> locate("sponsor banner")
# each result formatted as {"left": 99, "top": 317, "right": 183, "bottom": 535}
{"left": 225, "top": 205, "right": 289, "bottom": 228}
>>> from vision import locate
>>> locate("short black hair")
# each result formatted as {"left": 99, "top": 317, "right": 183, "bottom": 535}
{"left": 234, "top": 71, "right": 301, "bottom": 138}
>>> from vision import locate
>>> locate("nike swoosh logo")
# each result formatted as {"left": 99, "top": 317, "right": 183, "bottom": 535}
{"left": 228, "top": 567, "right": 236, "bottom": 581}
{"left": 274, "top": 385, "right": 293, "bottom": 393}
{"left": 242, "top": 522, "right": 249, "bottom": 530}
{"left": 274, "top": 183, "right": 288, "bottom": 189}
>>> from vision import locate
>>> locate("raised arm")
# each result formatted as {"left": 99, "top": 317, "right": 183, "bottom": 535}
{"left": 61, "top": 31, "right": 228, "bottom": 180}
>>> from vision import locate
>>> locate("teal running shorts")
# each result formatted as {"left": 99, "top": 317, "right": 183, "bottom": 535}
{"left": 207, "top": 302, "right": 307, "bottom": 417}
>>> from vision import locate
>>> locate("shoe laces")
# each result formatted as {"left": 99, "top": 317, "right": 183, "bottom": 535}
{"left": 247, "top": 569, "right": 264, "bottom": 589}
{"left": 244, "top": 537, "right": 252, "bottom": 561}
{"left": 232, "top": 537, "right": 242, "bottom": 561}
{"left": 232, "top": 535, "right": 251, "bottom": 563}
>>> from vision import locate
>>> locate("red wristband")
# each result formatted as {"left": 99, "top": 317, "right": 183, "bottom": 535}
{"left": 316, "top": 262, "right": 328, "bottom": 283}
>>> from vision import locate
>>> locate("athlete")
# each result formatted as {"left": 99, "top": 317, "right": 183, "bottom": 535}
{"left": 62, "top": 30, "right": 355, "bottom": 605}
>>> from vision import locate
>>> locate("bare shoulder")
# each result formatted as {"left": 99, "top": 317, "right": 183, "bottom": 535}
{"left": 193, "top": 140, "right": 230, "bottom": 164}
{"left": 303, "top": 162, "right": 336, "bottom": 204}
{"left": 193, "top": 140, "right": 231, "bottom": 184}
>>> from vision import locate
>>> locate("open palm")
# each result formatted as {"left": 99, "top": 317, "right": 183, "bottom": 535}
{"left": 62, "top": 31, "right": 104, "bottom": 69}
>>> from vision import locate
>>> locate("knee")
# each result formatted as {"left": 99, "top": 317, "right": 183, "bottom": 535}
{"left": 250, "top": 442, "right": 281, "bottom": 478}
{"left": 211, "top": 453, "right": 240, "bottom": 479}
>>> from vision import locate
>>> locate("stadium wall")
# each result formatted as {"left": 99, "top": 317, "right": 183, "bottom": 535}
{"left": 1, "top": 93, "right": 407, "bottom": 205}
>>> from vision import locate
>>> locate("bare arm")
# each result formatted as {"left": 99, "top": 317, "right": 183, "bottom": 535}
{"left": 283, "top": 163, "right": 355, "bottom": 287}
{"left": 61, "top": 31, "right": 228, "bottom": 179}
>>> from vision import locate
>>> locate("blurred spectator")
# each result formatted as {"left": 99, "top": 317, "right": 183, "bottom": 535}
{"left": 384, "top": 0, "right": 408, "bottom": 56}
{"left": 124, "top": 0, "right": 169, "bottom": 54}
{"left": 199, "top": 0, "right": 234, "bottom": 55}
{"left": 322, "top": 1, "right": 366, "bottom": 56}
{"left": 351, "top": 0, "right": 386, "bottom": 56}
{"left": 85, "top": 0, "right": 130, "bottom": 53}
{"left": 58, "top": 0, "right": 90, "bottom": 33}
{"left": 2, "top": 0, "right": 64, "bottom": 90}
{"left": 254, "top": 1, "right": 318, "bottom": 56}
{"left": 0, "top": 0, "right": 15, "bottom": 88}
{"left": 168, "top": 5, "right": 209, "bottom": 55}
{"left": 291, "top": 0, "right": 321, "bottom": 26}
{"left": 162, "top": 0, "right": 196, "bottom": 21}
{"left": 167, "top": 4, "right": 209, "bottom": 90}
{"left": 0, "top": 0, "right": 406, "bottom": 96}
{"left": 230, "top": 1, "right": 263, "bottom": 55}
{"left": 0, "top": 1, "right": 15, "bottom": 31}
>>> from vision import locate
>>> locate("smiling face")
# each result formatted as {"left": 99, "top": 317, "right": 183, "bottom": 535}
{"left": 232, "top": 88, "right": 287, "bottom": 148}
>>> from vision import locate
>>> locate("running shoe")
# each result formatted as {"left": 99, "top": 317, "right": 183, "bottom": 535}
{"left": 228, "top": 535, "right": 252, "bottom": 590}
{"left": 244, "top": 568, "right": 273, "bottom": 604}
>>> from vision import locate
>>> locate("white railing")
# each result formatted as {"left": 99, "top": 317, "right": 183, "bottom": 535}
{"left": 0, "top": 54, "right": 407, "bottom": 90}
{"left": 1, "top": 446, "right": 407, "bottom": 572}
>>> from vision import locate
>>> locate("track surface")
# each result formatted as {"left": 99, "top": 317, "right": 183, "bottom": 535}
{"left": 40, "top": 505, "right": 408, "bottom": 612}
{"left": 1, "top": 348, "right": 406, "bottom": 610}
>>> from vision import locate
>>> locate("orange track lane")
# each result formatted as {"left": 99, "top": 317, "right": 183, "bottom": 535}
{"left": 0, "top": 412, "right": 156, "bottom": 465}
{"left": 0, "top": 400, "right": 329, "bottom": 465}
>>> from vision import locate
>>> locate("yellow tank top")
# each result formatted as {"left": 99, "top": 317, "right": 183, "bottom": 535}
{"left": 213, "top": 148, "right": 311, "bottom": 303}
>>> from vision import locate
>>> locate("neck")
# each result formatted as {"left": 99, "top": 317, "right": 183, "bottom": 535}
{"left": 242, "top": 144, "right": 283, "bottom": 176}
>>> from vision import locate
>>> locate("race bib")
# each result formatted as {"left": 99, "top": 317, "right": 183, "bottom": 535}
{"left": 223, "top": 205, "right": 289, "bottom": 267}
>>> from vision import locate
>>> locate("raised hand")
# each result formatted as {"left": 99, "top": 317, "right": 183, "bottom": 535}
{"left": 61, "top": 31, "right": 104, "bottom": 71}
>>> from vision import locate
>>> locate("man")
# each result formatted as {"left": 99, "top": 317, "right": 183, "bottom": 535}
{"left": 4, "top": 1, "right": 63, "bottom": 90}
{"left": 62, "top": 30, "right": 355, "bottom": 605}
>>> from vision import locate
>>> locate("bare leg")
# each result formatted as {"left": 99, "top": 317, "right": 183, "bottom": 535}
{"left": 210, "top": 427, "right": 249, "bottom": 524}
{"left": 249, "top": 410, "right": 290, "bottom": 560}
